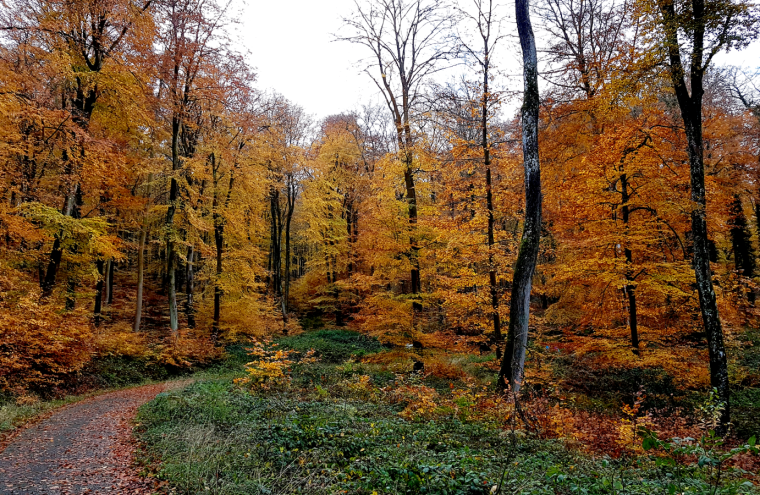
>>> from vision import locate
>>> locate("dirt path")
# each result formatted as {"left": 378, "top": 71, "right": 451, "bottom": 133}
{"left": 0, "top": 382, "right": 182, "bottom": 494}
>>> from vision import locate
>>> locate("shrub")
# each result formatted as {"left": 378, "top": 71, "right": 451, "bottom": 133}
{"left": 279, "top": 329, "right": 383, "bottom": 363}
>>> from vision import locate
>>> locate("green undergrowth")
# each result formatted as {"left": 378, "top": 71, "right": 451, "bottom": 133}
{"left": 277, "top": 329, "right": 385, "bottom": 363}
{"left": 135, "top": 329, "right": 760, "bottom": 495}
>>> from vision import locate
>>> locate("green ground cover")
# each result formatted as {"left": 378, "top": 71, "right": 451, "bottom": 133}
{"left": 135, "top": 329, "right": 760, "bottom": 495}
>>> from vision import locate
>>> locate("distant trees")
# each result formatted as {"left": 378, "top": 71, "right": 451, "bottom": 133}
{"left": 341, "top": 0, "right": 458, "bottom": 314}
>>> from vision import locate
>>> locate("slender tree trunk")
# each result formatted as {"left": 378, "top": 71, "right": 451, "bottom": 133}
{"left": 657, "top": 0, "right": 730, "bottom": 432}
{"left": 185, "top": 245, "right": 195, "bottom": 328}
{"left": 135, "top": 226, "right": 147, "bottom": 332}
{"left": 284, "top": 177, "right": 296, "bottom": 314}
{"left": 41, "top": 182, "right": 80, "bottom": 297}
{"left": 107, "top": 258, "right": 115, "bottom": 305}
{"left": 402, "top": 147, "right": 422, "bottom": 311}
{"left": 104, "top": 259, "right": 111, "bottom": 305}
{"left": 729, "top": 195, "right": 755, "bottom": 277}
{"left": 498, "top": 0, "right": 541, "bottom": 393}
{"left": 621, "top": 171, "right": 640, "bottom": 354}
{"left": 65, "top": 272, "right": 76, "bottom": 310}
{"left": 166, "top": 116, "right": 181, "bottom": 336}
{"left": 94, "top": 260, "right": 105, "bottom": 327}
{"left": 481, "top": 42, "right": 502, "bottom": 356}
{"left": 213, "top": 223, "right": 223, "bottom": 338}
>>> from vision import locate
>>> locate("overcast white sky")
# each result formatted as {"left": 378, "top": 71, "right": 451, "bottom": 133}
{"left": 237, "top": 0, "right": 375, "bottom": 120}
{"left": 236, "top": 0, "right": 527, "bottom": 121}
{"left": 236, "top": 1, "right": 758, "bottom": 123}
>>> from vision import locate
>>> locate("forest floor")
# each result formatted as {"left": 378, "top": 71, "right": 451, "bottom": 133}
{"left": 0, "top": 381, "right": 188, "bottom": 495}
{"left": 134, "top": 330, "right": 760, "bottom": 494}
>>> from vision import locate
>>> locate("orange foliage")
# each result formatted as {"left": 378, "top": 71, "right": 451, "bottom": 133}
{"left": 0, "top": 269, "right": 93, "bottom": 391}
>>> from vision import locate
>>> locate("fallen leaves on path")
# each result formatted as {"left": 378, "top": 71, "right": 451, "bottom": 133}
{"left": 0, "top": 382, "right": 183, "bottom": 494}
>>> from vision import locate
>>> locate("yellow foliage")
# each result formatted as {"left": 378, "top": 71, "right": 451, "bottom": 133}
{"left": 235, "top": 339, "right": 316, "bottom": 391}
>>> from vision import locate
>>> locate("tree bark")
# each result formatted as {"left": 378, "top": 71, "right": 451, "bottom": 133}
{"left": 497, "top": 0, "right": 541, "bottom": 393}
{"left": 212, "top": 159, "right": 233, "bottom": 341}
{"left": 94, "top": 260, "right": 105, "bottom": 327}
{"left": 134, "top": 226, "right": 147, "bottom": 332}
{"left": 656, "top": 0, "right": 730, "bottom": 432}
{"left": 166, "top": 115, "right": 181, "bottom": 337}
{"left": 284, "top": 175, "right": 296, "bottom": 315}
{"left": 106, "top": 258, "right": 114, "bottom": 305}
{"left": 621, "top": 171, "right": 640, "bottom": 354}
{"left": 185, "top": 245, "right": 195, "bottom": 328}
{"left": 478, "top": 21, "right": 502, "bottom": 354}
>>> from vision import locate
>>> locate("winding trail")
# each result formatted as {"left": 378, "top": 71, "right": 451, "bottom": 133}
{"left": 0, "top": 382, "right": 181, "bottom": 494}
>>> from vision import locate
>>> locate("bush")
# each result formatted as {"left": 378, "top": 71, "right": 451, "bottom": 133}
{"left": 278, "top": 329, "right": 383, "bottom": 363}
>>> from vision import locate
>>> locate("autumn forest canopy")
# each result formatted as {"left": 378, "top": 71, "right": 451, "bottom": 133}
{"left": 1, "top": 0, "right": 760, "bottom": 451}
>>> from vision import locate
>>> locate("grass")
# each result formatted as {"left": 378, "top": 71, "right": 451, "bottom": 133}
{"left": 0, "top": 392, "right": 90, "bottom": 435}
{"left": 135, "top": 329, "right": 760, "bottom": 495}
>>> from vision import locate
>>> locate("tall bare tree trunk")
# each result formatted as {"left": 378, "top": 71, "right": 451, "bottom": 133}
{"left": 621, "top": 169, "right": 640, "bottom": 354}
{"left": 185, "top": 245, "right": 195, "bottom": 328}
{"left": 104, "top": 259, "right": 111, "bottom": 305}
{"left": 284, "top": 175, "right": 296, "bottom": 315}
{"left": 656, "top": 0, "right": 730, "bottom": 432}
{"left": 134, "top": 226, "right": 147, "bottom": 332}
{"left": 94, "top": 260, "right": 105, "bottom": 327}
{"left": 166, "top": 116, "right": 180, "bottom": 336}
{"left": 106, "top": 258, "right": 114, "bottom": 305}
{"left": 498, "top": 0, "right": 542, "bottom": 393}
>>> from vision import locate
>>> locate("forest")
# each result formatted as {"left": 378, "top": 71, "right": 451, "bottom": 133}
{"left": 1, "top": 0, "right": 760, "bottom": 492}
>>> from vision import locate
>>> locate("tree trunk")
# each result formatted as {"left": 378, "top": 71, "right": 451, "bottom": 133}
{"left": 185, "top": 245, "right": 195, "bottom": 328}
{"left": 729, "top": 195, "right": 755, "bottom": 277}
{"left": 104, "top": 259, "right": 111, "bottom": 305}
{"left": 481, "top": 40, "right": 502, "bottom": 356}
{"left": 134, "top": 226, "right": 147, "bottom": 332}
{"left": 657, "top": 0, "right": 730, "bottom": 432}
{"left": 403, "top": 158, "right": 422, "bottom": 312}
{"left": 94, "top": 260, "right": 105, "bottom": 327}
{"left": 107, "top": 258, "right": 115, "bottom": 305}
{"left": 213, "top": 222, "right": 223, "bottom": 339}
{"left": 284, "top": 176, "right": 296, "bottom": 315}
{"left": 497, "top": 0, "right": 541, "bottom": 394}
{"left": 621, "top": 171, "right": 640, "bottom": 354}
{"left": 166, "top": 116, "right": 181, "bottom": 337}
{"left": 41, "top": 182, "right": 80, "bottom": 297}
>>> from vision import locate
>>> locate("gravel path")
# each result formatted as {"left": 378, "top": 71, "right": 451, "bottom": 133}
{"left": 0, "top": 382, "right": 178, "bottom": 494}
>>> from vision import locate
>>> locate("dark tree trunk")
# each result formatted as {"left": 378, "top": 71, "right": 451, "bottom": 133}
{"left": 94, "top": 260, "right": 105, "bottom": 327}
{"left": 729, "top": 195, "right": 755, "bottom": 277}
{"left": 135, "top": 226, "right": 147, "bottom": 332}
{"left": 65, "top": 274, "right": 76, "bottom": 311}
{"left": 213, "top": 223, "right": 223, "bottom": 338}
{"left": 185, "top": 245, "right": 195, "bottom": 328}
{"left": 106, "top": 259, "right": 115, "bottom": 305}
{"left": 284, "top": 175, "right": 296, "bottom": 315}
{"left": 104, "top": 259, "right": 111, "bottom": 305}
{"left": 657, "top": 0, "right": 730, "bottom": 432}
{"left": 498, "top": 0, "right": 542, "bottom": 394}
{"left": 621, "top": 171, "right": 640, "bottom": 354}
{"left": 403, "top": 154, "right": 422, "bottom": 311}
{"left": 480, "top": 33, "right": 502, "bottom": 357}
{"left": 166, "top": 115, "right": 181, "bottom": 336}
